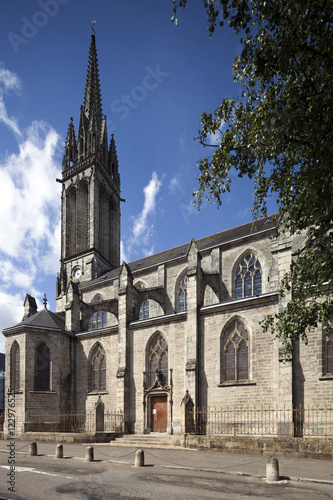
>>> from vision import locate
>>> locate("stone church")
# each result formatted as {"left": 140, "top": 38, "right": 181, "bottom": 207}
{"left": 3, "top": 35, "right": 333, "bottom": 440}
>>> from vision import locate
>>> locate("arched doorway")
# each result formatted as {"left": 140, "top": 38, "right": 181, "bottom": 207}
{"left": 150, "top": 394, "right": 168, "bottom": 432}
{"left": 145, "top": 332, "right": 170, "bottom": 433}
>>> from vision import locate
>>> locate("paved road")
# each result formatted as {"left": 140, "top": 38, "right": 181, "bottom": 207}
{"left": 0, "top": 453, "right": 333, "bottom": 500}
{"left": 0, "top": 441, "right": 332, "bottom": 499}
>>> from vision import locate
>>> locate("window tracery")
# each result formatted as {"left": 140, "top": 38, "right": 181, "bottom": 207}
{"left": 92, "top": 311, "right": 107, "bottom": 329}
{"left": 235, "top": 253, "right": 262, "bottom": 299}
{"left": 147, "top": 333, "right": 168, "bottom": 387}
{"left": 325, "top": 329, "right": 333, "bottom": 375}
{"left": 221, "top": 320, "right": 249, "bottom": 382}
{"left": 139, "top": 300, "right": 149, "bottom": 320}
{"left": 178, "top": 276, "right": 187, "bottom": 312}
{"left": 90, "top": 344, "right": 106, "bottom": 391}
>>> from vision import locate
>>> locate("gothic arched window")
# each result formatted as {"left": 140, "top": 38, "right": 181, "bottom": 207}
{"left": 235, "top": 253, "right": 262, "bottom": 299}
{"left": 221, "top": 320, "right": 249, "bottom": 382}
{"left": 92, "top": 311, "right": 107, "bottom": 329}
{"left": 36, "top": 343, "right": 50, "bottom": 391}
{"left": 178, "top": 276, "right": 188, "bottom": 312}
{"left": 10, "top": 341, "right": 20, "bottom": 392}
{"left": 139, "top": 300, "right": 149, "bottom": 320}
{"left": 90, "top": 344, "right": 106, "bottom": 392}
{"left": 147, "top": 333, "right": 168, "bottom": 387}
{"left": 77, "top": 181, "right": 89, "bottom": 252}
{"left": 326, "top": 329, "right": 333, "bottom": 375}
{"left": 66, "top": 187, "right": 76, "bottom": 257}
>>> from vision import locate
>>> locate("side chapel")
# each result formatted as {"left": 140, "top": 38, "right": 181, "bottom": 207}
{"left": 3, "top": 35, "right": 333, "bottom": 439}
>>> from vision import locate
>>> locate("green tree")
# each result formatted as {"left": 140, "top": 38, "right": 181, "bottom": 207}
{"left": 172, "top": 0, "right": 333, "bottom": 353}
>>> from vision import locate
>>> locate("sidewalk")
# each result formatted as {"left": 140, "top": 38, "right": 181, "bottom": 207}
{"left": 0, "top": 439, "right": 332, "bottom": 485}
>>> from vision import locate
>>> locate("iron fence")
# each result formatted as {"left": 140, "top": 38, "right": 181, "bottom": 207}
{"left": 26, "top": 410, "right": 123, "bottom": 433}
{"left": 186, "top": 406, "right": 333, "bottom": 438}
{"left": 104, "top": 410, "right": 124, "bottom": 433}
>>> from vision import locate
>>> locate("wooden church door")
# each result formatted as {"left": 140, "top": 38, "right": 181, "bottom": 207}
{"left": 151, "top": 395, "right": 167, "bottom": 432}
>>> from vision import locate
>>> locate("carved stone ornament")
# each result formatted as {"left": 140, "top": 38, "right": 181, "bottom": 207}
{"left": 116, "top": 367, "right": 126, "bottom": 378}
{"left": 185, "top": 359, "right": 197, "bottom": 371}
{"left": 181, "top": 389, "right": 193, "bottom": 407}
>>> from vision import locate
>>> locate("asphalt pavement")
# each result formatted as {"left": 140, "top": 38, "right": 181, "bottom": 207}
{"left": 0, "top": 439, "right": 332, "bottom": 485}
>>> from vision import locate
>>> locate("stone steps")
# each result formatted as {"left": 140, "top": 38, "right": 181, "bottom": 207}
{"left": 111, "top": 433, "right": 183, "bottom": 449}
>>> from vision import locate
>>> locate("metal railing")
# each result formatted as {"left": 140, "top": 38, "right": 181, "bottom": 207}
{"left": 26, "top": 410, "right": 123, "bottom": 433}
{"left": 186, "top": 406, "right": 333, "bottom": 438}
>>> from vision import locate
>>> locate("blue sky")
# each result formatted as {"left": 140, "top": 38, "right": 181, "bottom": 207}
{"left": 0, "top": 0, "right": 276, "bottom": 351}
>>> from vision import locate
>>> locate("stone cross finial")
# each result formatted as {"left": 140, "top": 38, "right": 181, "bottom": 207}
{"left": 91, "top": 20, "right": 96, "bottom": 34}
{"left": 43, "top": 294, "right": 47, "bottom": 309}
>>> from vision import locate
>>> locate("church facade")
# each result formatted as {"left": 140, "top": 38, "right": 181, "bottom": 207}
{"left": 3, "top": 36, "right": 333, "bottom": 440}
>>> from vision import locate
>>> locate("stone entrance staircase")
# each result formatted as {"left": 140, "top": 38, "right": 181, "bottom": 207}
{"left": 111, "top": 433, "right": 183, "bottom": 449}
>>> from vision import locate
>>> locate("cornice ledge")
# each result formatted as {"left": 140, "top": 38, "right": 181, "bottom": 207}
{"left": 129, "top": 311, "right": 186, "bottom": 329}
{"left": 200, "top": 292, "right": 279, "bottom": 315}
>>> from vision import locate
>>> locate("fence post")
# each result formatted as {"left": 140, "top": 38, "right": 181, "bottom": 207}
{"left": 29, "top": 442, "right": 37, "bottom": 456}
{"left": 134, "top": 449, "right": 144, "bottom": 467}
{"left": 55, "top": 444, "right": 63, "bottom": 459}
{"left": 86, "top": 446, "right": 94, "bottom": 462}
{"left": 266, "top": 457, "right": 279, "bottom": 481}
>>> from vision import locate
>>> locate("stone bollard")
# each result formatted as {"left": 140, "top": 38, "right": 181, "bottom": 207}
{"left": 134, "top": 449, "right": 144, "bottom": 468}
{"left": 29, "top": 442, "right": 37, "bottom": 456}
{"left": 86, "top": 446, "right": 94, "bottom": 462}
{"left": 266, "top": 457, "right": 279, "bottom": 482}
{"left": 55, "top": 444, "right": 63, "bottom": 459}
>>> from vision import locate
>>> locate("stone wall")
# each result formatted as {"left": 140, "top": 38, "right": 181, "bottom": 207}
{"left": 184, "top": 434, "right": 333, "bottom": 460}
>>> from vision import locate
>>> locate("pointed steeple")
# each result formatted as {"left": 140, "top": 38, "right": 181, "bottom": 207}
{"left": 83, "top": 34, "right": 103, "bottom": 125}
{"left": 77, "top": 34, "right": 108, "bottom": 165}
{"left": 57, "top": 32, "right": 121, "bottom": 297}
{"left": 62, "top": 117, "right": 78, "bottom": 170}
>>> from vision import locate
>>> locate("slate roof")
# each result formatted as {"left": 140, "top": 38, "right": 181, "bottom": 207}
{"left": 4, "top": 308, "right": 67, "bottom": 333}
{"left": 82, "top": 215, "right": 277, "bottom": 288}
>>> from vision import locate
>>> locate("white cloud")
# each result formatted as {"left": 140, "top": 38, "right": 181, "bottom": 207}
{"left": 0, "top": 121, "right": 61, "bottom": 259}
{"left": 0, "top": 66, "right": 62, "bottom": 347}
{"left": 0, "top": 95, "right": 22, "bottom": 137}
{"left": 120, "top": 240, "right": 129, "bottom": 264}
{"left": 0, "top": 291, "right": 24, "bottom": 352}
{"left": 169, "top": 174, "right": 181, "bottom": 194}
{"left": 0, "top": 65, "right": 21, "bottom": 92}
{"left": 0, "top": 258, "right": 35, "bottom": 290}
{"left": 0, "top": 65, "right": 22, "bottom": 137}
{"left": 133, "top": 171, "right": 162, "bottom": 240}
{"left": 123, "top": 171, "right": 163, "bottom": 260}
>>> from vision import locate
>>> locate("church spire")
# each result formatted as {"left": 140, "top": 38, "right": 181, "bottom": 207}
{"left": 57, "top": 32, "right": 121, "bottom": 297}
{"left": 83, "top": 34, "right": 103, "bottom": 126}
{"left": 77, "top": 34, "right": 108, "bottom": 164}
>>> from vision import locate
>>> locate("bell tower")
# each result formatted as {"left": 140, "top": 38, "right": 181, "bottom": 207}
{"left": 56, "top": 34, "right": 121, "bottom": 300}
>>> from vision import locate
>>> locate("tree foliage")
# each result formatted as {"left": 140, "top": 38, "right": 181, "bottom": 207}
{"left": 172, "top": 0, "right": 333, "bottom": 352}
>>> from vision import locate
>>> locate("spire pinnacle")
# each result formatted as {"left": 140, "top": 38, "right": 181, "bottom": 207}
{"left": 62, "top": 116, "right": 77, "bottom": 170}
{"left": 83, "top": 34, "right": 103, "bottom": 125}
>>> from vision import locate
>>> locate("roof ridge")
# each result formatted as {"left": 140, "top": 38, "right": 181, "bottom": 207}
{"left": 127, "top": 214, "right": 276, "bottom": 266}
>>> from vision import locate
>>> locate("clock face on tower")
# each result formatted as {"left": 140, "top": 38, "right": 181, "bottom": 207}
{"left": 72, "top": 267, "right": 81, "bottom": 279}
